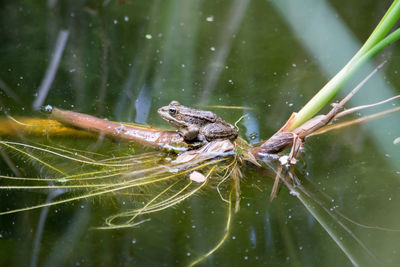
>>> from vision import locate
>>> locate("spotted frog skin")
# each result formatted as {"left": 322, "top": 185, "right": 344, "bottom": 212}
{"left": 158, "top": 101, "right": 238, "bottom": 142}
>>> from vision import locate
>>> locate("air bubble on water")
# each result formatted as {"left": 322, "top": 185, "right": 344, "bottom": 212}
{"left": 206, "top": 16, "right": 214, "bottom": 22}
{"left": 113, "top": 20, "right": 118, "bottom": 24}
{"left": 132, "top": 239, "right": 137, "bottom": 244}
{"left": 210, "top": 47, "right": 215, "bottom": 51}
{"left": 124, "top": 16, "right": 129, "bottom": 22}
{"left": 145, "top": 34, "right": 152, "bottom": 39}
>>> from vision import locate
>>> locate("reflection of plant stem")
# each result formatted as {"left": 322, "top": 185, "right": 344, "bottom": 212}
{"left": 290, "top": 0, "right": 400, "bottom": 130}
{"left": 281, "top": 171, "right": 378, "bottom": 267}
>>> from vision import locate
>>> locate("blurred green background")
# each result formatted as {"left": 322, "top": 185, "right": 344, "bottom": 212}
{"left": 1, "top": 0, "right": 400, "bottom": 266}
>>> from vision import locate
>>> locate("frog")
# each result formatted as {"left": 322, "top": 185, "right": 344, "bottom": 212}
{"left": 157, "top": 101, "right": 238, "bottom": 142}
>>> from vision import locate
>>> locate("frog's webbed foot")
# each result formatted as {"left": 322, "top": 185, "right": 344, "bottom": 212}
{"left": 196, "top": 134, "right": 207, "bottom": 142}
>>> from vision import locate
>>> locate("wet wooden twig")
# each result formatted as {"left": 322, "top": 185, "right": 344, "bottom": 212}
{"left": 43, "top": 106, "right": 190, "bottom": 152}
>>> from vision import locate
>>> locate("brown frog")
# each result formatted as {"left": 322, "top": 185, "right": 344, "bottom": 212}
{"left": 158, "top": 101, "right": 238, "bottom": 142}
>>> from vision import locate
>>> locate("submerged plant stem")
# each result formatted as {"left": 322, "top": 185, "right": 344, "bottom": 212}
{"left": 189, "top": 189, "right": 233, "bottom": 267}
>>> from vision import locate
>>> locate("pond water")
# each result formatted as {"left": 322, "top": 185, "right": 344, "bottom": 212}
{"left": 1, "top": 0, "right": 400, "bottom": 266}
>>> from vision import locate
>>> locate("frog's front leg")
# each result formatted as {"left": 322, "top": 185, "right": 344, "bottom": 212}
{"left": 180, "top": 125, "right": 200, "bottom": 141}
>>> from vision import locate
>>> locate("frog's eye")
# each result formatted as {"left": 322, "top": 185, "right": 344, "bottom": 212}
{"left": 169, "top": 108, "right": 177, "bottom": 115}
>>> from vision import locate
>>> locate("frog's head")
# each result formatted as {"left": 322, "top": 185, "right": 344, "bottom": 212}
{"left": 158, "top": 101, "right": 186, "bottom": 128}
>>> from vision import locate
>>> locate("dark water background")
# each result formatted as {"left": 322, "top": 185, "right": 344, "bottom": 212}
{"left": 1, "top": 0, "right": 400, "bottom": 266}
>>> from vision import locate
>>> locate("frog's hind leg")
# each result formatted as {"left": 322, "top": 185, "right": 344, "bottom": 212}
{"left": 202, "top": 123, "right": 231, "bottom": 141}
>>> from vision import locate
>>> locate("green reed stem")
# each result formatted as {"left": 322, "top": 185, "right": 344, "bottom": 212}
{"left": 290, "top": 0, "right": 400, "bottom": 130}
